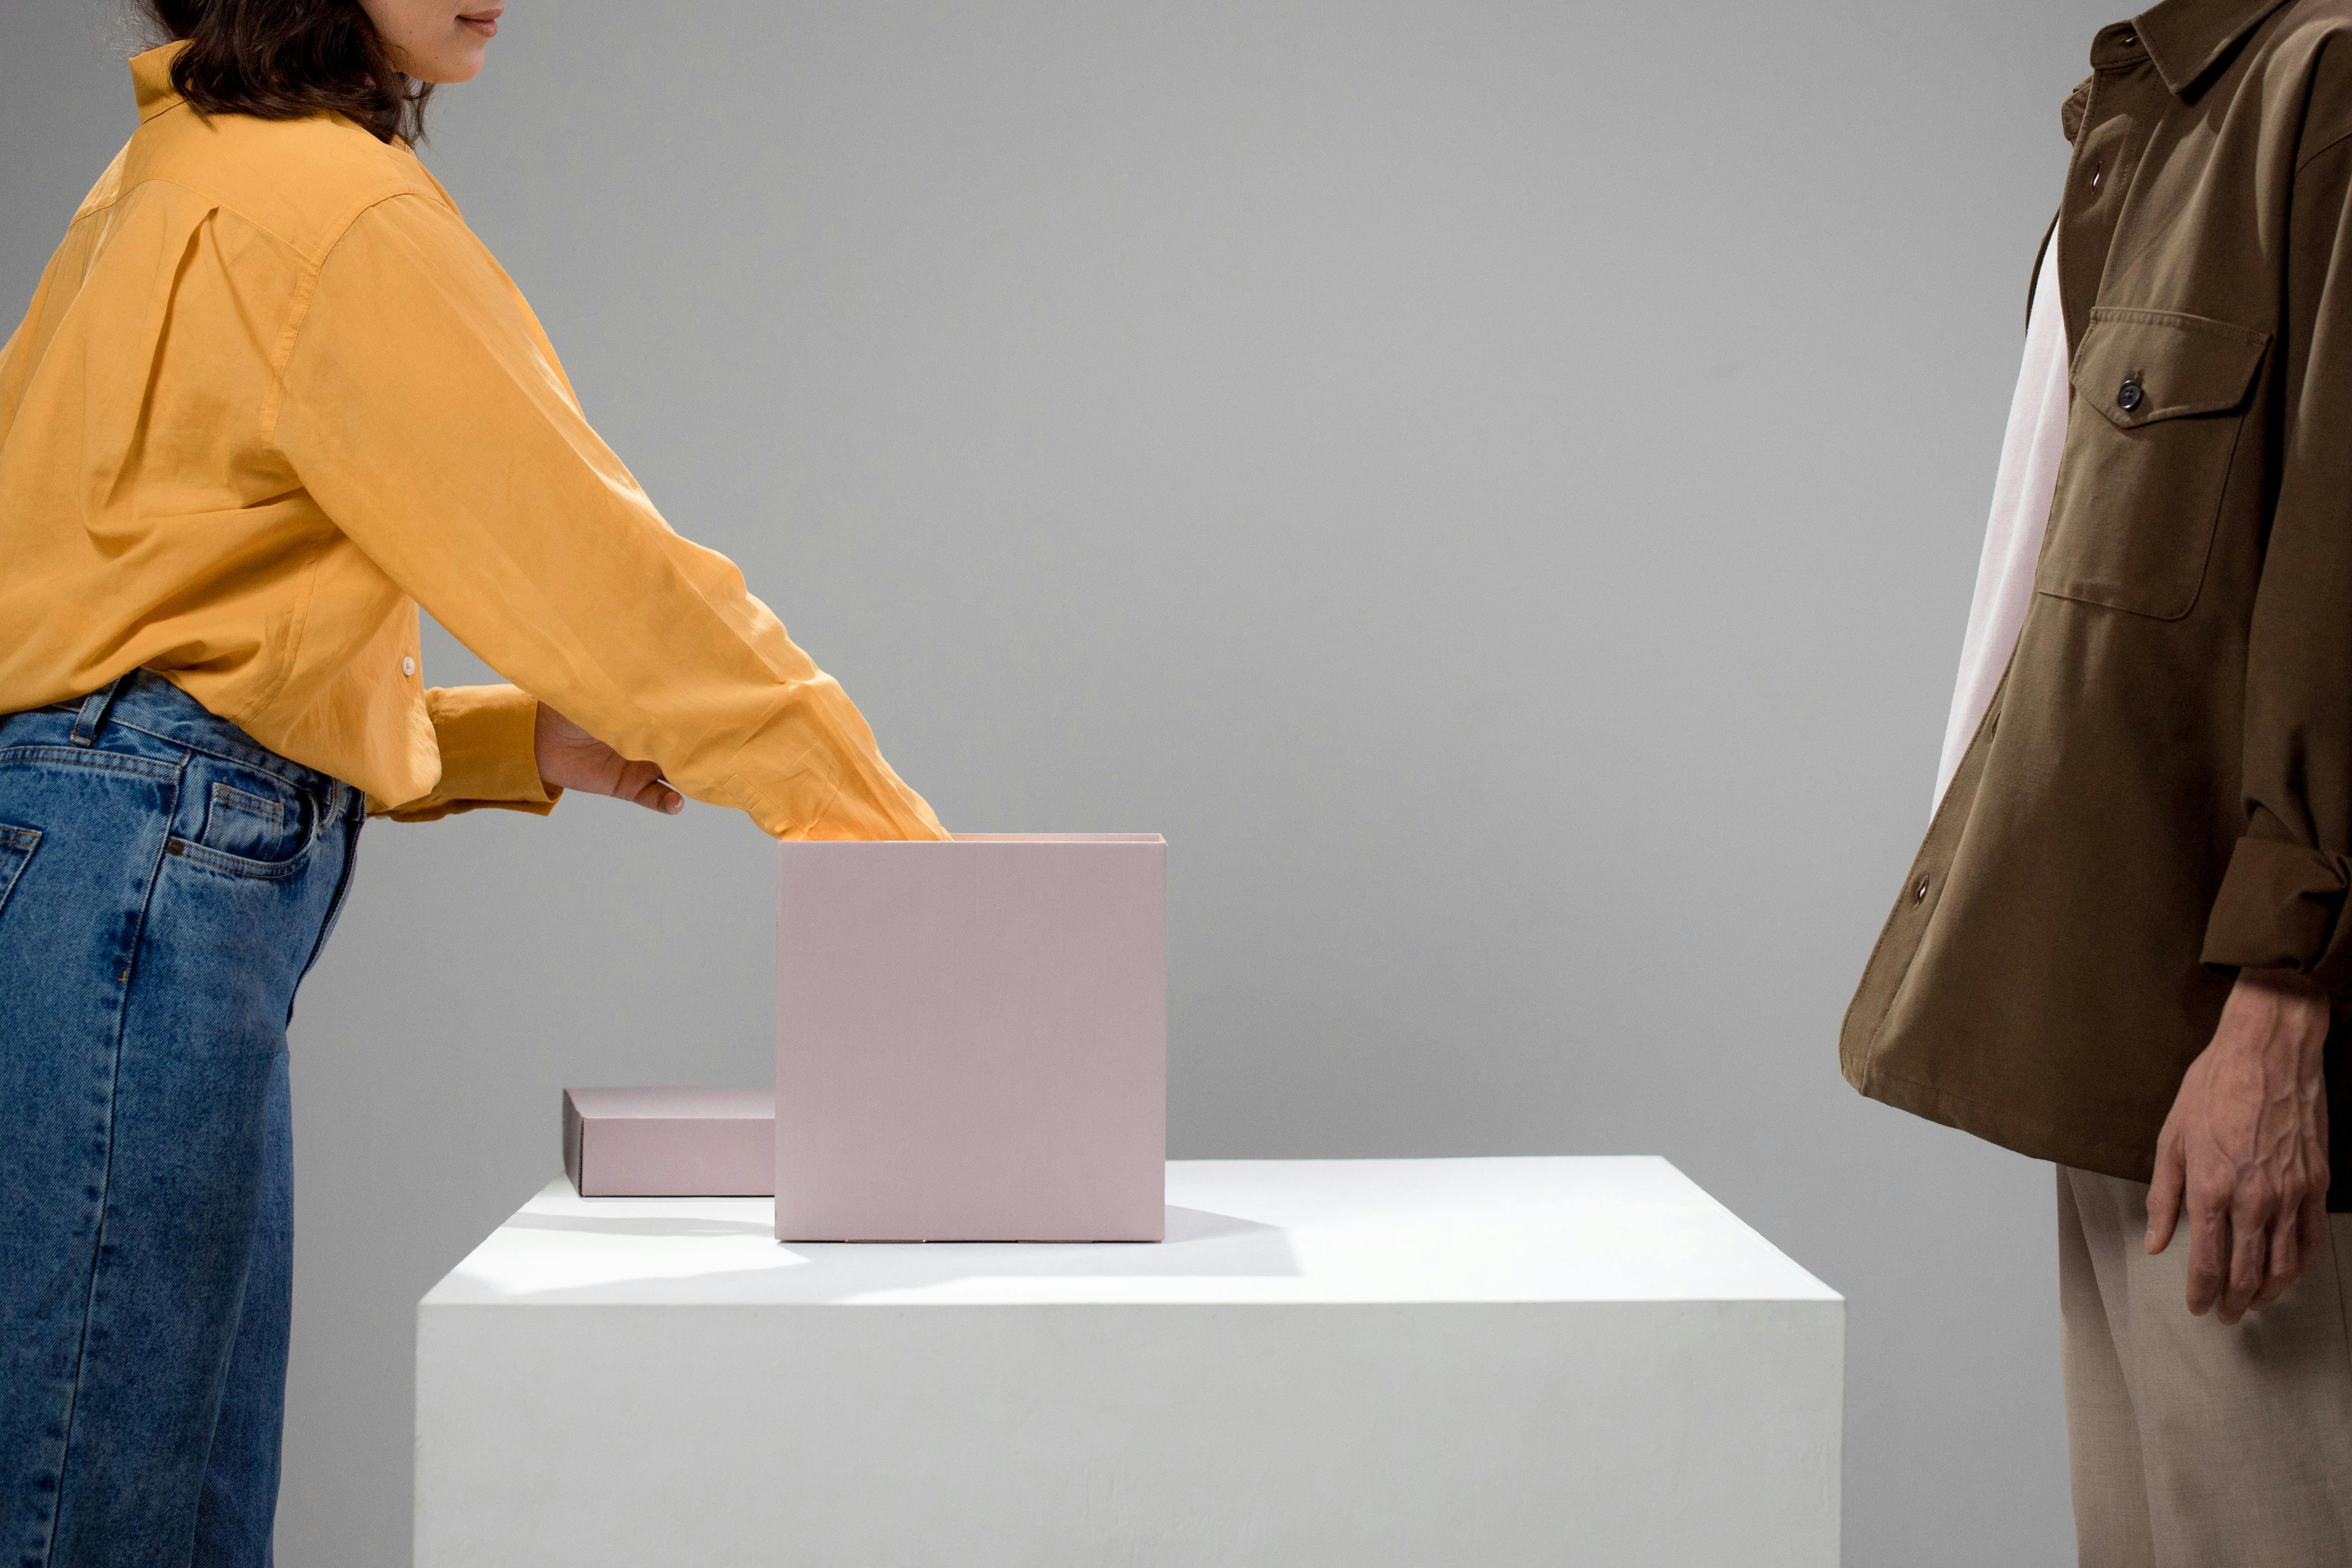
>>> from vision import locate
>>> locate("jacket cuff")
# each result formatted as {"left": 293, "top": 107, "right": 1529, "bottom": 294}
{"left": 2202, "top": 836, "right": 2352, "bottom": 989}
{"left": 372, "top": 684, "right": 560, "bottom": 823}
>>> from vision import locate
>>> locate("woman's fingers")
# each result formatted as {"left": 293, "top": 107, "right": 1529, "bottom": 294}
{"left": 535, "top": 704, "right": 682, "bottom": 814}
{"left": 617, "top": 759, "right": 682, "bottom": 814}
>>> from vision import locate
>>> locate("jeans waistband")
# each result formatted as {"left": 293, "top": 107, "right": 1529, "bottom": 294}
{"left": 41, "top": 670, "right": 358, "bottom": 810}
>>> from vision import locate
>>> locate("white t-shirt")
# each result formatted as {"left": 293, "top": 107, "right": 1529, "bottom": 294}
{"left": 1935, "top": 235, "right": 2072, "bottom": 809}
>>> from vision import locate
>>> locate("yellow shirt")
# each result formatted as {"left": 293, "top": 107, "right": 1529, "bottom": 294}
{"left": 0, "top": 44, "right": 946, "bottom": 838}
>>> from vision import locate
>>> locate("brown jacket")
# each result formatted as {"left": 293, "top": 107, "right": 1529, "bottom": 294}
{"left": 1843, "top": 0, "right": 2352, "bottom": 1202}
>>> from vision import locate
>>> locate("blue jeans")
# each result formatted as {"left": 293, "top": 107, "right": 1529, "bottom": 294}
{"left": 0, "top": 672, "right": 362, "bottom": 1568}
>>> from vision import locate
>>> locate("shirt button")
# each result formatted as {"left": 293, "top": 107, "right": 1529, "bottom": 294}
{"left": 401, "top": 656, "right": 417, "bottom": 678}
{"left": 2117, "top": 378, "right": 2144, "bottom": 412}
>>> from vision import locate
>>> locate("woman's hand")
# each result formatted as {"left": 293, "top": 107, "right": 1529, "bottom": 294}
{"left": 532, "top": 704, "right": 683, "bottom": 815}
{"left": 2145, "top": 966, "right": 2333, "bottom": 1324}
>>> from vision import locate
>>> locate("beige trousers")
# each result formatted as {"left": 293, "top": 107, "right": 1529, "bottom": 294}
{"left": 2059, "top": 1166, "right": 2352, "bottom": 1567}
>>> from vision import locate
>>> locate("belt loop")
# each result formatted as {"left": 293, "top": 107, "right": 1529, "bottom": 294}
{"left": 68, "top": 671, "right": 137, "bottom": 748}
{"left": 319, "top": 783, "right": 364, "bottom": 832}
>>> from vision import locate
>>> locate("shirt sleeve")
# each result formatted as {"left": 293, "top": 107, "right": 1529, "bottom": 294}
{"left": 2203, "top": 136, "right": 2352, "bottom": 989}
{"left": 273, "top": 193, "right": 947, "bottom": 842}
{"left": 369, "top": 683, "right": 561, "bottom": 822}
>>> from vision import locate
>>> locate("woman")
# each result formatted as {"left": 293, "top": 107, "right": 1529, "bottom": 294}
{"left": 0, "top": 2, "right": 946, "bottom": 1562}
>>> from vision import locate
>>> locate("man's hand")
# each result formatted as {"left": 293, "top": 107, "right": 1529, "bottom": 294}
{"left": 533, "top": 703, "right": 683, "bottom": 815}
{"left": 2146, "top": 967, "right": 2332, "bottom": 1324}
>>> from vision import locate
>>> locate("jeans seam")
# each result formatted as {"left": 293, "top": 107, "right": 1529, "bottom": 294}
{"left": 288, "top": 812, "right": 362, "bottom": 1023}
{"left": 0, "top": 747, "right": 181, "bottom": 784}
{"left": 38, "top": 767, "right": 182, "bottom": 1568}
{"left": 97, "top": 716, "right": 335, "bottom": 801}
{"left": 17, "top": 686, "right": 344, "bottom": 802}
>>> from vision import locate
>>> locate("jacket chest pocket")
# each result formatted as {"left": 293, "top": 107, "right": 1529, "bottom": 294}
{"left": 2038, "top": 307, "right": 2269, "bottom": 621}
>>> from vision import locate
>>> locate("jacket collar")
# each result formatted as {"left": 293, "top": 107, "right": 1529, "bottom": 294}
{"left": 2134, "top": 0, "right": 2294, "bottom": 95}
{"left": 131, "top": 40, "right": 190, "bottom": 122}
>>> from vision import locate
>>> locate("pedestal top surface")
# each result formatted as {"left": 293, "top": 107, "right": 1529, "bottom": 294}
{"left": 422, "top": 1157, "right": 1838, "bottom": 1309}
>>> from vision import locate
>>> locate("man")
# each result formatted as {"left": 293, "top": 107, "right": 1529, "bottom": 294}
{"left": 1844, "top": 3, "right": 2352, "bottom": 1562}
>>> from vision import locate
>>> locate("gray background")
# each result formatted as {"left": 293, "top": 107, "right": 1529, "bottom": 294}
{"left": 1, "top": 1, "right": 2119, "bottom": 1562}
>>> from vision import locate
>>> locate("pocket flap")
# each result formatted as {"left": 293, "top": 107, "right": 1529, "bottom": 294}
{"left": 2072, "top": 307, "right": 2269, "bottom": 430}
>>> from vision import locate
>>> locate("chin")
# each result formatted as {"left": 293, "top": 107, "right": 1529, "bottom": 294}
{"left": 423, "top": 50, "right": 488, "bottom": 85}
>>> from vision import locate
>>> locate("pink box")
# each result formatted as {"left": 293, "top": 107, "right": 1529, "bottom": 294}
{"left": 776, "top": 834, "right": 1167, "bottom": 1241}
{"left": 562, "top": 1087, "right": 775, "bottom": 1197}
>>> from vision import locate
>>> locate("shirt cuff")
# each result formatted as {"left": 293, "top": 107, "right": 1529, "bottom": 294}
{"left": 371, "top": 684, "right": 561, "bottom": 823}
{"left": 2201, "top": 835, "right": 2352, "bottom": 990}
{"left": 722, "top": 687, "right": 948, "bottom": 841}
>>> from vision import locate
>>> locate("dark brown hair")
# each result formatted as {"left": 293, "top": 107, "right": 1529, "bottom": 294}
{"left": 137, "top": 0, "right": 431, "bottom": 145}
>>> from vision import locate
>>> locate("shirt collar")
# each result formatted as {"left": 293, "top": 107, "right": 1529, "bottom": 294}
{"left": 2132, "top": 0, "right": 2294, "bottom": 95}
{"left": 131, "top": 40, "right": 190, "bottom": 122}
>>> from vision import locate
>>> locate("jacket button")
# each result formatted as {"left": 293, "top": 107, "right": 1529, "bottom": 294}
{"left": 1914, "top": 876, "right": 1930, "bottom": 904}
{"left": 2117, "top": 378, "right": 2144, "bottom": 412}
{"left": 401, "top": 656, "right": 417, "bottom": 677}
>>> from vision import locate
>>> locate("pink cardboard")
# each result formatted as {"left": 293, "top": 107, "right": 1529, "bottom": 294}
{"left": 563, "top": 1087, "right": 775, "bottom": 1197}
{"left": 776, "top": 834, "right": 1167, "bottom": 1241}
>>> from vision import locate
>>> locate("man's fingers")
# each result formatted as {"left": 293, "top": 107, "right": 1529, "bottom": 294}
{"left": 2252, "top": 1207, "right": 2303, "bottom": 1312}
{"left": 2184, "top": 1199, "right": 2229, "bottom": 1316}
{"left": 2255, "top": 1190, "right": 2333, "bottom": 1313}
{"left": 2220, "top": 1199, "right": 2273, "bottom": 1325}
{"left": 2146, "top": 1133, "right": 2186, "bottom": 1254}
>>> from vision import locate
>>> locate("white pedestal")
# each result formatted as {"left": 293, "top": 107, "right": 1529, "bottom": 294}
{"left": 415, "top": 1157, "right": 1842, "bottom": 1567}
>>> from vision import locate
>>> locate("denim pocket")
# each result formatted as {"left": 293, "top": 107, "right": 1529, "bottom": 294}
{"left": 201, "top": 781, "right": 293, "bottom": 862}
{"left": 0, "top": 822, "right": 40, "bottom": 920}
{"left": 174, "top": 776, "right": 315, "bottom": 880}
{"left": 165, "top": 836, "right": 310, "bottom": 881}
